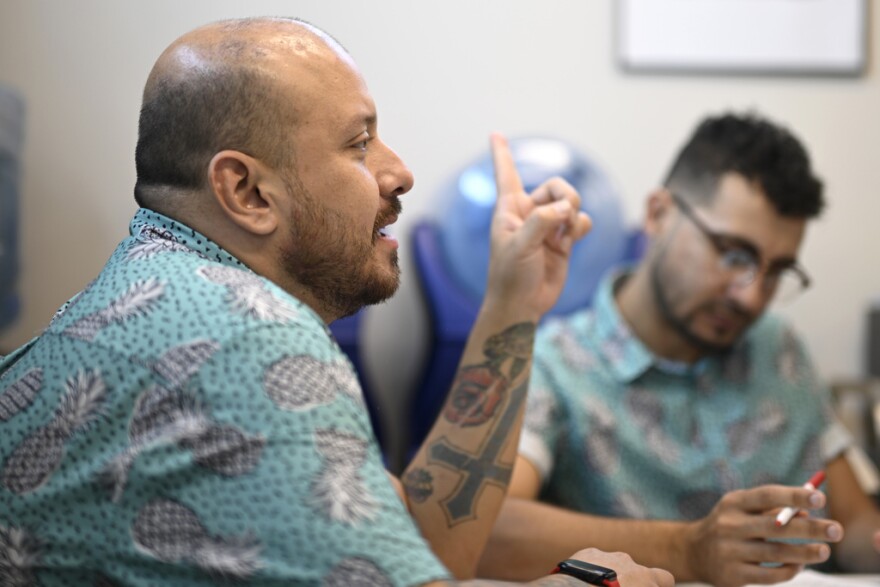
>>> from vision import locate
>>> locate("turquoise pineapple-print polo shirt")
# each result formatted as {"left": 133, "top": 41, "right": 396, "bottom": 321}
{"left": 0, "top": 209, "right": 450, "bottom": 586}
{"left": 519, "top": 272, "right": 852, "bottom": 520}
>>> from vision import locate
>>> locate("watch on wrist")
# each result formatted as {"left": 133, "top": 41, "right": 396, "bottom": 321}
{"left": 550, "top": 559, "right": 621, "bottom": 587}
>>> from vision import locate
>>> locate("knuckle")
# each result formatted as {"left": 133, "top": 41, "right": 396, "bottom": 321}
{"left": 716, "top": 516, "right": 739, "bottom": 535}
{"left": 721, "top": 488, "right": 743, "bottom": 505}
{"left": 653, "top": 568, "right": 675, "bottom": 585}
{"left": 765, "top": 541, "right": 789, "bottom": 560}
{"left": 758, "top": 564, "right": 799, "bottom": 584}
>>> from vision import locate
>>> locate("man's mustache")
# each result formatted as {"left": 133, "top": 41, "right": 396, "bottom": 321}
{"left": 373, "top": 197, "right": 402, "bottom": 234}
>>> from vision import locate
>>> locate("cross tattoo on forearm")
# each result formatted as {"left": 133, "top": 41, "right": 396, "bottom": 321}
{"left": 428, "top": 379, "right": 527, "bottom": 525}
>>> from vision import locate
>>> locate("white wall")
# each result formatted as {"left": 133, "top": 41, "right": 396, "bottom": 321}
{"left": 2, "top": 1, "right": 879, "bottom": 461}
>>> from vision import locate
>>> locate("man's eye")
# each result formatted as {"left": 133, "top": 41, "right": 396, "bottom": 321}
{"left": 720, "top": 248, "right": 756, "bottom": 269}
{"left": 353, "top": 132, "right": 371, "bottom": 151}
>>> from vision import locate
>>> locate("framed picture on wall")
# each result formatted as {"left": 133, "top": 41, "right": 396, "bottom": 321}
{"left": 617, "top": 0, "right": 868, "bottom": 76}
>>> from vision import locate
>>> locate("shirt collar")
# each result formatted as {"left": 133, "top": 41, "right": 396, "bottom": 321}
{"left": 129, "top": 208, "right": 246, "bottom": 269}
{"left": 592, "top": 271, "right": 709, "bottom": 383}
{"left": 127, "top": 208, "right": 333, "bottom": 334}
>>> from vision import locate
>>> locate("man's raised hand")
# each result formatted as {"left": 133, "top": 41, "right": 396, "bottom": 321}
{"left": 485, "top": 133, "right": 592, "bottom": 320}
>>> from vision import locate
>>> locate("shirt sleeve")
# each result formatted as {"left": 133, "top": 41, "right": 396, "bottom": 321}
{"left": 518, "top": 334, "right": 565, "bottom": 484}
{"left": 777, "top": 319, "right": 854, "bottom": 463}
{"left": 126, "top": 320, "right": 451, "bottom": 587}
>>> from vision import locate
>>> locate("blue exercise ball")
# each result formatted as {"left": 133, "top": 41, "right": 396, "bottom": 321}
{"left": 439, "top": 136, "right": 627, "bottom": 316}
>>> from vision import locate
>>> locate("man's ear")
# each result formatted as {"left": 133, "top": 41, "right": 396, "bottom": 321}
{"left": 207, "top": 150, "right": 280, "bottom": 236}
{"left": 644, "top": 188, "right": 674, "bottom": 238}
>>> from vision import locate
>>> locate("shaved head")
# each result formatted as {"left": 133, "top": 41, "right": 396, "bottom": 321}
{"left": 134, "top": 17, "right": 348, "bottom": 211}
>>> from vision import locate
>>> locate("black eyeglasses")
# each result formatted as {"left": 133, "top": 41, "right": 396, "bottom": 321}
{"left": 670, "top": 192, "right": 811, "bottom": 303}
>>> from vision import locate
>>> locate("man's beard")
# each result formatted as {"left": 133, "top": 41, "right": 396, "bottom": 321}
{"left": 649, "top": 244, "right": 753, "bottom": 356}
{"left": 279, "top": 175, "right": 402, "bottom": 320}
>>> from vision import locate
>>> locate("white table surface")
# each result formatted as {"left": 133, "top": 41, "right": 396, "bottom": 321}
{"left": 680, "top": 570, "right": 880, "bottom": 587}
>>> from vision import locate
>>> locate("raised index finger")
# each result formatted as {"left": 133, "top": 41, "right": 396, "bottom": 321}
{"left": 491, "top": 133, "right": 524, "bottom": 198}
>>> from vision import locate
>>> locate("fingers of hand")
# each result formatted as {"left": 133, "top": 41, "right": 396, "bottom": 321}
{"left": 729, "top": 485, "right": 826, "bottom": 513}
{"left": 735, "top": 538, "right": 831, "bottom": 566}
{"left": 522, "top": 200, "right": 594, "bottom": 254}
{"left": 531, "top": 177, "right": 580, "bottom": 208}
{"left": 571, "top": 549, "right": 671, "bottom": 587}
{"left": 529, "top": 178, "right": 592, "bottom": 246}
{"left": 531, "top": 185, "right": 593, "bottom": 253}
{"left": 772, "top": 516, "right": 844, "bottom": 543}
{"left": 720, "top": 507, "right": 843, "bottom": 543}
{"left": 705, "top": 500, "right": 842, "bottom": 546}
{"left": 650, "top": 567, "right": 675, "bottom": 587}
{"left": 490, "top": 133, "right": 524, "bottom": 199}
{"left": 553, "top": 211, "right": 592, "bottom": 252}
{"left": 517, "top": 199, "right": 577, "bottom": 253}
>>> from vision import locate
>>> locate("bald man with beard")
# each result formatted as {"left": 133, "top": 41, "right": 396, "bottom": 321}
{"left": 0, "top": 17, "right": 672, "bottom": 587}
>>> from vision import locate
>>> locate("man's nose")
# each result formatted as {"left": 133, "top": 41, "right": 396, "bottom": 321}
{"left": 727, "top": 275, "right": 770, "bottom": 315}
{"left": 375, "top": 141, "right": 414, "bottom": 198}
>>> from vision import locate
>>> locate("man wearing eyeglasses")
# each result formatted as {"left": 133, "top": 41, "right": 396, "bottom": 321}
{"left": 479, "top": 113, "right": 880, "bottom": 586}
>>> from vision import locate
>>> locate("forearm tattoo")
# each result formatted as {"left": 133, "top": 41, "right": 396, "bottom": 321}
{"left": 402, "top": 468, "right": 434, "bottom": 504}
{"left": 443, "top": 322, "right": 535, "bottom": 427}
{"left": 421, "top": 322, "right": 535, "bottom": 526}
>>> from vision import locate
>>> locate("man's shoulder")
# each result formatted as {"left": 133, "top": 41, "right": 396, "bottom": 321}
{"left": 733, "top": 311, "right": 821, "bottom": 389}
{"left": 536, "top": 306, "right": 597, "bottom": 343}
{"left": 745, "top": 312, "right": 804, "bottom": 346}
{"left": 533, "top": 307, "right": 607, "bottom": 381}
{"left": 45, "top": 242, "right": 331, "bottom": 361}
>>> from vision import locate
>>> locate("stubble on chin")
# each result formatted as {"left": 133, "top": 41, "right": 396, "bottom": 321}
{"left": 279, "top": 179, "right": 402, "bottom": 318}
{"left": 650, "top": 258, "right": 750, "bottom": 356}
{"left": 287, "top": 241, "right": 400, "bottom": 319}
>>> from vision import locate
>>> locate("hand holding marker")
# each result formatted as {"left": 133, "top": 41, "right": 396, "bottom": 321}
{"left": 775, "top": 470, "right": 826, "bottom": 527}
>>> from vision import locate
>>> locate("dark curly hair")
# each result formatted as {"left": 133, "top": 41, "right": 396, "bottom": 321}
{"left": 663, "top": 112, "right": 824, "bottom": 218}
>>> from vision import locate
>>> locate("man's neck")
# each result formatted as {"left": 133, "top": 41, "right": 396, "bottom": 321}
{"left": 615, "top": 266, "right": 704, "bottom": 364}
{"left": 144, "top": 205, "right": 341, "bottom": 325}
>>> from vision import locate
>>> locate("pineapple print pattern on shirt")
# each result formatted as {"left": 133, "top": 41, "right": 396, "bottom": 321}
{"left": 128, "top": 225, "right": 203, "bottom": 261}
{"left": 149, "top": 340, "right": 220, "bottom": 390}
{"left": 310, "top": 428, "right": 377, "bottom": 524}
{"left": 63, "top": 278, "right": 165, "bottom": 342}
{"left": 197, "top": 265, "right": 298, "bottom": 322}
{"left": 263, "top": 355, "right": 361, "bottom": 411}
{"left": 101, "top": 337, "right": 266, "bottom": 500}
{"left": 132, "top": 498, "right": 262, "bottom": 579}
{"left": 0, "top": 368, "right": 43, "bottom": 422}
{"left": 2, "top": 369, "right": 106, "bottom": 494}
{"left": 102, "top": 385, "right": 212, "bottom": 502}
{"left": 626, "top": 388, "right": 680, "bottom": 466}
{"left": 323, "top": 557, "right": 393, "bottom": 587}
{"left": 179, "top": 423, "right": 265, "bottom": 477}
{"left": 0, "top": 523, "right": 42, "bottom": 587}
{"left": 726, "top": 401, "right": 787, "bottom": 460}
{"left": 551, "top": 325, "right": 598, "bottom": 372}
{"left": 103, "top": 383, "right": 265, "bottom": 501}
{"left": 518, "top": 273, "right": 848, "bottom": 525}
{"left": 0, "top": 209, "right": 452, "bottom": 586}
{"left": 580, "top": 397, "right": 619, "bottom": 476}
